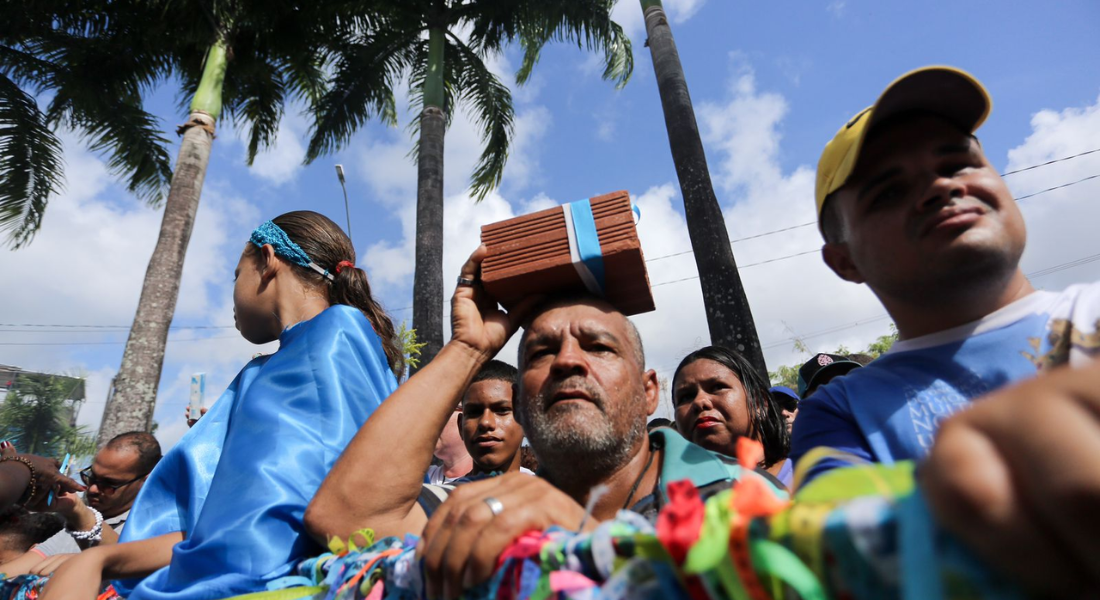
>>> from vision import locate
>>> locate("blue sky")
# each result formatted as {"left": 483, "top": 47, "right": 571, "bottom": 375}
{"left": 3, "top": 0, "right": 1099, "bottom": 448}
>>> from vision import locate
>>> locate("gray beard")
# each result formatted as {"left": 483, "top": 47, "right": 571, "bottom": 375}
{"left": 521, "top": 394, "right": 646, "bottom": 480}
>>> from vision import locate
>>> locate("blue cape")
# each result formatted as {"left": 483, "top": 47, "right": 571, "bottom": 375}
{"left": 115, "top": 305, "right": 398, "bottom": 599}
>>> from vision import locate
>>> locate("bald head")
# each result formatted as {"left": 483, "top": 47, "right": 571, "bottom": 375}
{"left": 518, "top": 294, "right": 645, "bottom": 371}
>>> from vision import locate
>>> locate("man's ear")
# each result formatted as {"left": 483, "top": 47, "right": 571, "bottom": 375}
{"left": 822, "top": 243, "right": 865, "bottom": 284}
{"left": 642, "top": 369, "right": 660, "bottom": 416}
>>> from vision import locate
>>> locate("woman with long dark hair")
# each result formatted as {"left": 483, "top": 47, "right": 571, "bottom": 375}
{"left": 672, "top": 346, "right": 792, "bottom": 486}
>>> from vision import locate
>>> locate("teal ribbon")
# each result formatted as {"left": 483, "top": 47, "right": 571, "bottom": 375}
{"left": 565, "top": 199, "right": 606, "bottom": 295}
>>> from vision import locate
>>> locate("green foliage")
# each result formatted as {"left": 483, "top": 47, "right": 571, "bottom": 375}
{"left": 768, "top": 364, "right": 800, "bottom": 391}
{"left": 305, "top": 0, "right": 633, "bottom": 200}
{"left": 0, "top": 373, "right": 95, "bottom": 458}
{"left": 768, "top": 325, "right": 899, "bottom": 387}
{"left": 1, "top": 1, "right": 176, "bottom": 246}
{"left": 398, "top": 322, "right": 428, "bottom": 372}
{"left": 865, "top": 324, "right": 899, "bottom": 358}
{"left": 2, "top": 0, "right": 374, "bottom": 246}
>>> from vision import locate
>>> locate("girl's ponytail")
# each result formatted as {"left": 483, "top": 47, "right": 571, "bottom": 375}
{"left": 268, "top": 211, "right": 405, "bottom": 379}
{"left": 329, "top": 266, "right": 405, "bottom": 378}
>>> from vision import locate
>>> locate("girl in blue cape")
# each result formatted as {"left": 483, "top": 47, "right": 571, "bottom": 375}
{"left": 42, "top": 211, "right": 403, "bottom": 600}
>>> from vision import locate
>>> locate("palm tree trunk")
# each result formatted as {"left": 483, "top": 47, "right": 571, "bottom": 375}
{"left": 411, "top": 27, "right": 446, "bottom": 373}
{"left": 99, "top": 41, "right": 228, "bottom": 446}
{"left": 640, "top": 0, "right": 767, "bottom": 380}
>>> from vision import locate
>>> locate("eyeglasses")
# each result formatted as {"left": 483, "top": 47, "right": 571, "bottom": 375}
{"left": 78, "top": 467, "right": 147, "bottom": 493}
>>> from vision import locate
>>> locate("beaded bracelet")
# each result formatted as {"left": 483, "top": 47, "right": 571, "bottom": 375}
{"left": 67, "top": 506, "right": 104, "bottom": 543}
{"left": 1, "top": 456, "right": 39, "bottom": 507}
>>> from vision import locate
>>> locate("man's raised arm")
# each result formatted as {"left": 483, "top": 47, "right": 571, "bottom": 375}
{"left": 305, "top": 246, "right": 538, "bottom": 543}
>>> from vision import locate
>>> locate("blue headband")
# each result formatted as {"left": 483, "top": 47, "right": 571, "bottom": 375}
{"left": 249, "top": 221, "right": 334, "bottom": 281}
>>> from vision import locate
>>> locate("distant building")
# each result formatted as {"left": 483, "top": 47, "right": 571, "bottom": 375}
{"left": 0, "top": 365, "right": 86, "bottom": 426}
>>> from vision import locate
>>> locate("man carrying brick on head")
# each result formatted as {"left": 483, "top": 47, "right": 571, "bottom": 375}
{"left": 789, "top": 65, "right": 1100, "bottom": 596}
{"left": 306, "top": 246, "right": 785, "bottom": 599}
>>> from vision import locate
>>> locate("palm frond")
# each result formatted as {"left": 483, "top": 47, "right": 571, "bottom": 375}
{"left": 467, "top": 0, "right": 634, "bottom": 89}
{"left": 34, "top": 24, "right": 175, "bottom": 205}
{"left": 304, "top": 29, "right": 416, "bottom": 162}
{"left": 448, "top": 37, "right": 514, "bottom": 201}
{"left": 46, "top": 88, "right": 173, "bottom": 206}
{"left": 0, "top": 75, "right": 64, "bottom": 249}
{"left": 222, "top": 54, "right": 287, "bottom": 165}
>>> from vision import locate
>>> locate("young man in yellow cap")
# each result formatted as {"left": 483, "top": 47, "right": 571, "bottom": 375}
{"left": 788, "top": 66, "right": 1100, "bottom": 595}
{"left": 790, "top": 66, "right": 1100, "bottom": 477}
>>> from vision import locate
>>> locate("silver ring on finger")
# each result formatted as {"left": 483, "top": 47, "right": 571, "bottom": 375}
{"left": 456, "top": 276, "right": 476, "bottom": 287}
{"left": 483, "top": 496, "right": 504, "bottom": 517}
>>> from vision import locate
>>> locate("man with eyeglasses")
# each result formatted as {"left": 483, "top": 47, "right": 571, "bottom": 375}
{"left": 3, "top": 432, "right": 160, "bottom": 575}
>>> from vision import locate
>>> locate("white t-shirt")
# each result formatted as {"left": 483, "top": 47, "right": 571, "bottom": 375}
{"left": 424, "top": 464, "right": 534, "bottom": 485}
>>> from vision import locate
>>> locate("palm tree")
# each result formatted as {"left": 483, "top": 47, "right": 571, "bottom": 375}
{"left": 100, "top": 1, "right": 367, "bottom": 445}
{"left": 638, "top": 0, "right": 767, "bottom": 379}
{"left": 306, "top": 0, "right": 633, "bottom": 370}
{"left": 0, "top": 1, "right": 174, "bottom": 247}
{"left": 0, "top": 373, "right": 94, "bottom": 457}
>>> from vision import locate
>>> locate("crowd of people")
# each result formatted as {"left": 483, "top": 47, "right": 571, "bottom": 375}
{"left": 1, "top": 65, "right": 1098, "bottom": 598}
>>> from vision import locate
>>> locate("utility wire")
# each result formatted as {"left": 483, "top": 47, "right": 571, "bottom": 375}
{"left": 4, "top": 155, "right": 1099, "bottom": 325}
{"left": 1000, "top": 147, "right": 1100, "bottom": 176}
{"left": 378, "top": 154, "right": 1100, "bottom": 310}
{"left": 0, "top": 332, "right": 242, "bottom": 345}
{"left": 5, "top": 248, "right": 1096, "bottom": 349}
{"left": 1014, "top": 174, "right": 1100, "bottom": 201}
{"left": 0, "top": 323, "right": 233, "bottom": 331}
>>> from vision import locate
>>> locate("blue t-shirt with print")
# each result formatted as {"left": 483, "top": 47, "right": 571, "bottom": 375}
{"left": 790, "top": 283, "right": 1100, "bottom": 482}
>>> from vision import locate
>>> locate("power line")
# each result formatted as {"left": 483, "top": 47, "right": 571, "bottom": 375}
{"left": 717, "top": 250, "right": 1100, "bottom": 355}
{"left": 645, "top": 171, "right": 1100, "bottom": 286}
{"left": 3, "top": 249, "right": 1098, "bottom": 350}
{"left": 1014, "top": 173, "right": 1100, "bottom": 201}
{"left": 1000, "top": 147, "right": 1100, "bottom": 176}
{"left": 0, "top": 334, "right": 242, "bottom": 348}
{"left": 391, "top": 154, "right": 1100, "bottom": 310}
{"left": 0, "top": 323, "right": 233, "bottom": 331}
{"left": 651, "top": 249, "right": 821, "bottom": 288}
{"left": 5, "top": 156, "right": 1099, "bottom": 329}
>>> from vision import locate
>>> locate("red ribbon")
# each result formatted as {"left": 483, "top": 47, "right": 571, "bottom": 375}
{"left": 335, "top": 260, "right": 355, "bottom": 274}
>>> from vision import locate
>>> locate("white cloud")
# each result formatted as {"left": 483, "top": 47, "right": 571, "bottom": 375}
{"left": 1004, "top": 92, "right": 1100, "bottom": 291}
{"left": 0, "top": 132, "right": 266, "bottom": 450}
{"left": 690, "top": 58, "right": 888, "bottom": 370}
{"left": 247, "top": 114, "right": 308, "bottom": 186}
{"left": 221, "top": 111, "right": 310, "bottom": 187}
{"left": 613, "top": 0, "right": 709, "bottom": 42}
{"left": 827, "top": 0, "right": 846, "bottom": 17}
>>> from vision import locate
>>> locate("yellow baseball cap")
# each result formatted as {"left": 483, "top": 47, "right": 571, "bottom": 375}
{"left": 814, "top": 66, "right": 992, "bottom": 219}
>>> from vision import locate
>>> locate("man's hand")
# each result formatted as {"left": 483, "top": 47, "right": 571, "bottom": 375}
{"left": 449, "top": 245, "right": 542, "bottom": 362}
{"left": 16, "top": 454, "right": 84, "bottom": 510}
{"left": 185, "top": 406, "right": 208, "bottom": 428}
{"left": 418, "top": 473, "right": 590, "bottom": 600}
{"left": 922, "top": 361, "right": 1100, "bottom": 597}
{"left": 48, "top": 491, "right": 96, "bottom": 530}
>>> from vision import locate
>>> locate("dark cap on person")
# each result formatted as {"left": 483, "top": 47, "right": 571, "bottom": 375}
{"left": 769, "top": 386, "right": 800, "bottom": 411}
{"left": 797, "top": 353, "right": 863, "bottom": 398}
